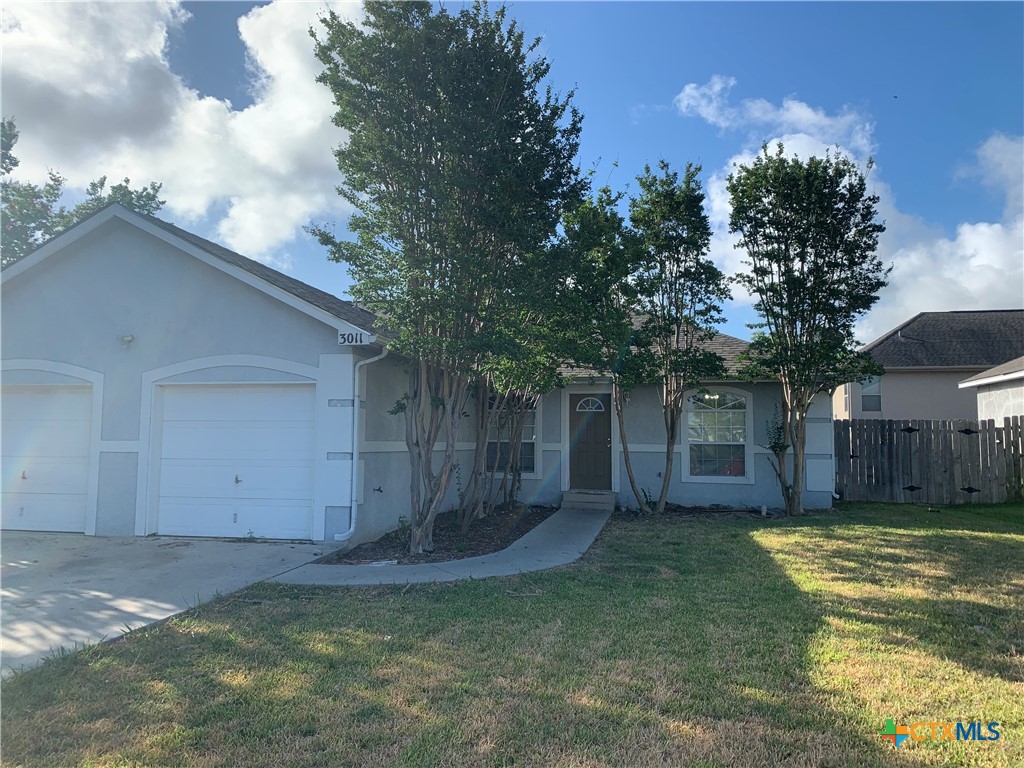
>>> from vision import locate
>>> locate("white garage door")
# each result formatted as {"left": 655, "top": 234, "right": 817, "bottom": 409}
{"left": 1, "top": 387, "right": 92, "bottom": 532}
{"left": 158, "top": 385, "right": 315, "bottom": 539}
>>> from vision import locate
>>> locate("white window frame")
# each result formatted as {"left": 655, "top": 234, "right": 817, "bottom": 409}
{"left": 682, "top": 386, "right": 754, "bottom": 485}
{"left": 486, "top": 396, "right": 541, "bottom": 479}
{"left": 861, "top": 376, "right": 881, "bottom": 412}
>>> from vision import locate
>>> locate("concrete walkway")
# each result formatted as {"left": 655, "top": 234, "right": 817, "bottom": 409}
{"left": 273, "top": 507, "right": 612, "bottom": 586}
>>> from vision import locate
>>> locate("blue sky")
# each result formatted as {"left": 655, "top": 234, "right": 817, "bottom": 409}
{"left": 3, "top": 1, "right": 1022, "bottom": 340}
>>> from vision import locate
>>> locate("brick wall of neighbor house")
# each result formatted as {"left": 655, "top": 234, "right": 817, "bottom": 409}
{"left": 975, "top": 380, "right": 1024, "bottom": 422}
{"left": 833, "top": 371, "right": 984, "bottom": 421}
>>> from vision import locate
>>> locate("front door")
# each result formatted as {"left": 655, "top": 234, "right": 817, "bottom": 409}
{"left": 569, "top": 394, "right": 612, "bottom": 489}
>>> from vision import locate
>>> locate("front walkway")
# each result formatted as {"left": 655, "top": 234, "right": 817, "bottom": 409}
{"left": 272, "top": 507, "right": 613, "bottom": 586}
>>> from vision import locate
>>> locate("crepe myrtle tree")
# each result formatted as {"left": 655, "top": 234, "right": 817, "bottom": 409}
{"left": 309, "top": 1, "right": 583, "bottom": 553}
{"left": 560, "top": 185, "right": 659, "bottom": 513}
{"left": 630, "top": 161, "right": 730, "bottom": 514}
{"left": 728, "top": 143, "right": 888, "bottom": 515}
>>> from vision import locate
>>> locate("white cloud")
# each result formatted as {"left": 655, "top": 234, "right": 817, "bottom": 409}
{"left": 676, "top": 76, "right": 1023, "bottom": 343}
{"left": 0, "top": 0, "right": 362, "bottom": 263}
{"left": 674, "top": 74, "right": 873, "bottom": 158}
{"left": 861, "top": 136, "right": 1024, "bottom": 341}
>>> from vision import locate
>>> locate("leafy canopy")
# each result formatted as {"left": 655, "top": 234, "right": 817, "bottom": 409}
{"left": 309, "top": 0, "right": 584, "bottom": 372}
{"left": 728, "top": 143, "right": 888, "bottom": 398}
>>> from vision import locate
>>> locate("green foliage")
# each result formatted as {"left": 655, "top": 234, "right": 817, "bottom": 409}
{"left": 309, "top": 0, "right": 583, "bottom": 369}
{"left": 1, "top": 119, "right": 164, "bottom": 268}
{"left": 1, "top": 118, "right": 19, "bottom": 176}
{"left": 559, "top": 185, "right": 647, "bottom": 386}
{"left": 728, "top": 142, "right": 888, "bottom": 514}
{"left": 728, "top": 143, "right": 888, "bottom": 397}
{"left": 309, "top": 1, "right": 583, "bottom": 551}
{"left": 630, "top": 161, "right": 730, "bottom": 390}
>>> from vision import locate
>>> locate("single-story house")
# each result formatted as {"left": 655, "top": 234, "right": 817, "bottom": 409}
{"left": 1, "top": 204, "right": 836, "bottom": 544}
{"left": 833, "top": 310, "right": 1024, "bottom": 421}
{"left": 958, "top": 355, "right": 1024, "bottom": 422}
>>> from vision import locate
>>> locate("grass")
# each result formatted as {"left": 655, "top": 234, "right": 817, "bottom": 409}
{"left": 1, "top": 502, "right": 1021, "bottom": 767}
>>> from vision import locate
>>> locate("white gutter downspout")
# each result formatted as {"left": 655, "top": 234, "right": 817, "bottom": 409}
{"left": 335, "top": 346, "right": 388, "bottom": 542}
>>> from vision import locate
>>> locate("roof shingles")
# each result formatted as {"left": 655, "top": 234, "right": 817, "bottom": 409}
{"left": 863, "top": 310, "right": 1024, "bottom": 369}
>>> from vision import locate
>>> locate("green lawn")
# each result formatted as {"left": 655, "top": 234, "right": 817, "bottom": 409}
{"left": 2, "top": 503, "right": 1021, "bottom": 767}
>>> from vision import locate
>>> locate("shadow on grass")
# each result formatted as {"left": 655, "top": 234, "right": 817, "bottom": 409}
{"left": 765, "top": 506, "right": 1023, "bottom": 684}
{"left": 1, "top": 510, "right": 989, "bottom": 767}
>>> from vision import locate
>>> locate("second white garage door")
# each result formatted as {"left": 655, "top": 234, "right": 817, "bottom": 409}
{"left": 157, "top": 385, "right": 315, "bottom": 539}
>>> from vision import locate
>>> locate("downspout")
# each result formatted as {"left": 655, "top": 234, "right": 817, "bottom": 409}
{"left": 335, "top": 346, "right": 388, "bottom": 542}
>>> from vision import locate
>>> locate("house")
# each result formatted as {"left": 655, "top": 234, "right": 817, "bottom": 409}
{"left": 833, "top": 310, "right": 1024, "bottom": 421}
{"left": 1, "top": 204, "right": 836, "bottom": 544}
{"left": 958, "top": 356, "right": 1024, "bottom": 422}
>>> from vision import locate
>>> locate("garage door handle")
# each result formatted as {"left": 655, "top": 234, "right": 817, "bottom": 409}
{"left": 235, "top": 474, "right": 242, "bottom": 484}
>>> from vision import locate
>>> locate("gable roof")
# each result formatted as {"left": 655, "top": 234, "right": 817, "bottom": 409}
{"left": 2, "top": 203, "right": 379, "bottom": 336}
{"left": 135, "top": 210, "right": 379, "bottom": 334}
{"left": 862, "top": 310, "right": 1024, "bottom": 370}
{"left": 560, "top": 331, "right": 752, "bottom": 380}
{"left": 958, "top": 355, "right": 1024, "bottom": 389}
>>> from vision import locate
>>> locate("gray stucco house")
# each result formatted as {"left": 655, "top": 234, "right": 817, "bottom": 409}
{"left": 1, "top": 205, "right": 835, "bottom": 544}
{"left": 958, "top": 356, "right": 1024, "bottom": 422}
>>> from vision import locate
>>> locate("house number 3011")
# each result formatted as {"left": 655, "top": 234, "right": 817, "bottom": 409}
{"left": 338, "top": 331, "right": 366, "bottom": 345}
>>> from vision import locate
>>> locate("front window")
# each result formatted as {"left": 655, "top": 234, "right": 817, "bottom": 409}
{"left": 486, "top": 397, "right": 537, "bottom": 474}
{"left": 861, "top": 376, "right": 881, "bottom": 412}
{"left": 688, "top": 391, "right": 747, "bottom": 477}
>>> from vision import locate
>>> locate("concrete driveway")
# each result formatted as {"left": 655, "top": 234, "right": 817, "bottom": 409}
{"left": 1, "top": 532, "right": 330, "bottom": 676}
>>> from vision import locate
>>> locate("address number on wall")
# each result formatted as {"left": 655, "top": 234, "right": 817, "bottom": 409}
{"left": 338, "top": 331, "right": 375, "bottom": 345}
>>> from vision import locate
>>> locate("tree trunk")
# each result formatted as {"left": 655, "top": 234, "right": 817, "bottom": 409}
{"left": 654, "top": 406, "right": 678, "bottom": 514}
{"left": 406, "top": 362, "right": 472, "bottom": 554}
{"left": 615, "top": 384, "right": 650, "bottom": 514}
{"left": 787, "top": 406, "right": 807, "bottom": 516}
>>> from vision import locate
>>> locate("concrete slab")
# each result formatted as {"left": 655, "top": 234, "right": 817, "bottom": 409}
{"left": 273, "top": 507, "right": 612, "bottom": 587}
{"left": 0, "top": 532, "right": 329, "bottom": 675}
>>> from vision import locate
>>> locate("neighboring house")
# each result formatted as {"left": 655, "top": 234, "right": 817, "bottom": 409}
{"left": 1, "top": 205, "right": 836, "bottom": 544}
{"left": 958, "top": 356, "right": 1024, "bottom": 422}
{"left": 833, "top": 310, "right": 1024, "bottom": 421}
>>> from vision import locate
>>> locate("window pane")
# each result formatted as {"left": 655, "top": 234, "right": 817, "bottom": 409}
{"left": 862, "top": 394, "right": 881, "bottom": 412}
{"left": 520, "top": 443, "right": 535, "bottom": 473}
{"left": 689, "top": 441, "right": 745, "bottom": 476}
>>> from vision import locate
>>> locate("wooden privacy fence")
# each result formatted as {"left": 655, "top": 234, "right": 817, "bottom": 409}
{"left": 834, "top": 417, "right": 1024, "bottom": 504}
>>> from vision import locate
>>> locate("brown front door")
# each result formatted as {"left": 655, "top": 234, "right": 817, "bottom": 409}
{"left": 569, "top": 394, "right": 612, "bottom": 489}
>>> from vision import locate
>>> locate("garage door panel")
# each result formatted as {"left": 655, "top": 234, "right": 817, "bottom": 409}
{"left": 2, "top": 422, "right": 91, "bottom": 458}
{"left": 1, "top": 492, "right": 87, "bottom": 532}
{"left": 160, "top": 460, "right": 313, "bottom": 500}
{"left": 2, "top": 389, "right": 92, "bottom": 420}
{"left": 161, "top": 387, "right": 314, "bottom": 422}
{"left": 157, "top": 499, "right": 236, "bottom": 538}
{"left": 157, "top": 385, "right": 315, "bottom": 540}
{"left": 1, "top": 387, "right": 91, "bottom": 533}
{"left": 158, "top": 498, "right": 313, "bottom": 539}
{"left": 234, "top": 500, "right": 313, "bottom": 540}
{"left": 160, "top": 422, "right": 313, "bottom": 461}
{"left": 1, "top": 457, "right": 90, "bottom": 494}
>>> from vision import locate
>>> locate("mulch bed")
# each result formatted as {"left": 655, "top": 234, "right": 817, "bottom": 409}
{"left": 320, "top": 504, "right": 559, "bottom": 565}
{"left": 628, "top": 503, "right": 779, "bottom": 519}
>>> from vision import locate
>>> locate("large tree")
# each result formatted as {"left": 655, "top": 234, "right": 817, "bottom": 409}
{"left": 1, "top": 119, "right": 164, "bottom": 268}
{"left": 560, "top": 185, "right": 655, "bottom": 513}
{"left": 630, "top": 161, "right": 730, "bottom": 514}
{"left": 310, "top": 1, "right": 583, "bottom": 553}
{"left": 728, "top": 143, "right": 888, "bottom": 515}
